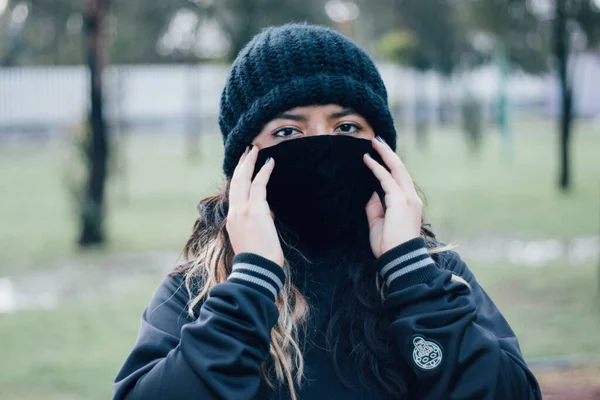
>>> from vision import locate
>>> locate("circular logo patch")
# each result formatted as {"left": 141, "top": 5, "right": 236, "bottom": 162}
{"left": 412, "top": 336, "right": 443, "bottom": 371}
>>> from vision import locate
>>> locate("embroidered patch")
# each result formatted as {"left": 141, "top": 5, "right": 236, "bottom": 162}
{"left": 412, "top": 335, "right": 443, "bottom": 371}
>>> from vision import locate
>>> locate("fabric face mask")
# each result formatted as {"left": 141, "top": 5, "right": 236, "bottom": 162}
{"left": 254, "top": 135, "right": 385, "bottom": 249}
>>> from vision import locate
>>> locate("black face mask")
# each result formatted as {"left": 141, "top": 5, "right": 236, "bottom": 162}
{"left": 254, "top": 135, "right": 385, "bottom": 251}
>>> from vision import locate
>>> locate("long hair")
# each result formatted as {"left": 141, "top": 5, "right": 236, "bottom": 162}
{"left": 180, "top": 181, "right": 451, "bottom": 399}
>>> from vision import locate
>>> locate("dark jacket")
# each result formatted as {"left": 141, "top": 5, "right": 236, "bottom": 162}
{"left": 113, "top": 237, "right": 541, "bottom": 399}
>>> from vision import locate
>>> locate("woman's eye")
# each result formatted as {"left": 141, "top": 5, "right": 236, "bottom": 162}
{"left": 273, "top": 127, "right": 301, "bottom": 138}
{"left": 335, "top": 123, "right": 362, "bottom": 134}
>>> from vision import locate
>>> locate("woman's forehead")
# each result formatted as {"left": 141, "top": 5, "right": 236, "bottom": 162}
{"left": 283, "top": 104, "right": 350, "bottom": 113}
{"left": 273, "top": 105, "right": 363, "bottom": 121}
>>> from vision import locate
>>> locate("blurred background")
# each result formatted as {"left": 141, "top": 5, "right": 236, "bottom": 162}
{"left": 0, "top": 0, "right": 599, "bottom": 399}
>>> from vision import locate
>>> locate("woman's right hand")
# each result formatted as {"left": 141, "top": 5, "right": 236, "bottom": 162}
{"left": 226, "top": 146, "right": 284, "bottom": 268}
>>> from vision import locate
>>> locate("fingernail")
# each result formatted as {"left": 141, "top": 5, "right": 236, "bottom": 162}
{"left": 264, "top": 157, "right": 272, "bottom": 165}
{"left": 375, "top": 136, "right": 386, "bottom": 144}
{"left": 364, "top": 153, "right": 372, "bottom": 159}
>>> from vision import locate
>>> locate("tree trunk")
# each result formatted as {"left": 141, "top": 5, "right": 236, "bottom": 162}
{"left": 79, "top": 0, "right": 110, "bottom": 246}
{"left": 555, "top": 0, "right": 573, "bottom": 192}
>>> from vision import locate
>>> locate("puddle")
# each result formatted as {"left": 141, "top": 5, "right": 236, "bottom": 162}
{"left": 457, "top": 236, "right": 599, "bottom": 267}
{"left": 0, "top": 236, "right": 597, "bottom": 314}
{"left": 0, "top": 252, "right": 180, "bottom": 314}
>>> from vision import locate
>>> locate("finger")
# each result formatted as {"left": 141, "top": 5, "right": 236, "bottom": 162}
{"left": 249, "top": 157, "right": 275, "bottom": 205}
{"left": 230, "top": 146, "right": 257, "bottom": 205}
{"left": 239, "top": 146, "right": 250, "bottom": 164}
{"left": 371, "top": 137, "right": 417, "bottom": 196}
{"left": 363, "top": 153, "right": 403, "bottom": 196}
{"left": 229, "top": 148, "right": 248, "bottom": 206}
{"left": 231, "top": 146, "right": 250, "bottom": 179}
{"left": 365, "top": 192, "right": 384, "bottom": 226}
{"left": 238, "top": 145, "right": 259, "bottom": 181}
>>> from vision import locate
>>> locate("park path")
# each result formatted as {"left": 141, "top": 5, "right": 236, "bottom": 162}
{"left": 537, "top": 367, "right": 600, "bottom": 399}
{"left": 0, "top": 251, "right": 179, "bottom": 313}
{"left": 0, "top": 236, "right": 597, "bottom": 314}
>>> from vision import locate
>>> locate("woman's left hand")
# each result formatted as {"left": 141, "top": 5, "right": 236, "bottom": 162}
{"left": 363, "top": 137, "right": 423, "bottom": 259}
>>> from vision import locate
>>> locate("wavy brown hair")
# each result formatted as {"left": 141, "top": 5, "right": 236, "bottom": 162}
{"left": 181, "top": 181, "right": 452, "bottom": 399}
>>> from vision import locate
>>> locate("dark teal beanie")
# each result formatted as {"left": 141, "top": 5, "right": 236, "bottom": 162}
{"left": 219, "top": 23, "right": 397, "bottom": 177}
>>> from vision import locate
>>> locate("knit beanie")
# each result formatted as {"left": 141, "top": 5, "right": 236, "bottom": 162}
{"left": 219, "top": 23, "right": 397, "bottom": 177}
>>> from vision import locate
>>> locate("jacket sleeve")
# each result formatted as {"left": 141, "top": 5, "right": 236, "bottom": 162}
{"left": 377, "top": 237, "right": 542, "bottom": 400}
{"left": 112, "top": 253, "right": 285, "bottom": 400}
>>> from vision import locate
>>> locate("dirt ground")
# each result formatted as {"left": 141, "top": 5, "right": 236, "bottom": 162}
{"left": 537, "top": 367, "right": 600, "bottom": 399}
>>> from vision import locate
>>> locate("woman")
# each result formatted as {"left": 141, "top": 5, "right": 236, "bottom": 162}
{"left": 113, "top": 24, "right": 541, "bottom": 399}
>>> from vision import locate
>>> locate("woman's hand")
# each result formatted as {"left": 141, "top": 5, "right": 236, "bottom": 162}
{"left": 363, "top": 137, "right": 423, "bottom": 259}
{"left": 226, "top": 146, "right": 284, "bottom": 267}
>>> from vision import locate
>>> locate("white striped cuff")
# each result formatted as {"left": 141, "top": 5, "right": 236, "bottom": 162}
{"left": 227, "top": 254, "right": 286, "bottom": 301}
{"left": 377, "top": 238, "right": 436, "bottom": 288}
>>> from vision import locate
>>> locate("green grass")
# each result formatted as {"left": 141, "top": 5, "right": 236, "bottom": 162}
{"left": 1, "top": 119, "right": 598, "bottom": 274}
{"left": 0, "top": 118, "right": 599, "bottom": 398}
{"left": 0, "top": 283, "right": 158, "bottom": 400}
{"left": 399, "top": 119, "right": 600, "bottom": 240}
{"left": 0, "top": 134, "right": 224, "bottom": 271}
{"left": 0, "top": 261, "right": 597, "bottom": 400}
{"left": 472, "top": 260, "right": 600, "bottom": 360}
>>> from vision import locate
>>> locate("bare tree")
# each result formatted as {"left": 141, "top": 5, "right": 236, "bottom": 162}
{"left": 554, "top": 0, "right": 573, "bottom": 191}
{"left": 79, "top": 0, "right": 110, "bottom": 246}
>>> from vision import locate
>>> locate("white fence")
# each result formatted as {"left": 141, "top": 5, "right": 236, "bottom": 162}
{"left": 0, "top": 56, "right": 598, "bottom": 136}
{"left": 0, "top": 64, "right": 229, "bottom": 135}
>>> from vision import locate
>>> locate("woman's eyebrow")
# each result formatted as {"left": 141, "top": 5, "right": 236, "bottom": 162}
{"left": 329, "top": 108, "right": 358, "bottom": 119}
{"left": 273, "top": 112, "right": 308, "bottom": 122}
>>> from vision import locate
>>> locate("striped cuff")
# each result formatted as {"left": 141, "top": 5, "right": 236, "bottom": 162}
{"left": 228, "top": 253, "right": 286, "bottom": 301}
{"left": 377, "top": 237, "right": 442, "bottom": 292}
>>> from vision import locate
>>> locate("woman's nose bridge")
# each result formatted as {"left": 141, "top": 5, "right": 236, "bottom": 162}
{"left": 309, "top": 118, "right": 332, "bottom": 136}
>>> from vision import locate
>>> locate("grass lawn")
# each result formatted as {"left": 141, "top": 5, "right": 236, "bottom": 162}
{"left": 0, "top": 118, "right": 599, "bottom": 273}
{"left": 0, "top": 285, "right": 155, "bottom": 400}
{"left": 0, "top": 118, "right": 599, "bottom": 399}
{"left": 0, "top": 260, "right": 598, "bottom": 400}
{"left": 473, "top": 260, "right": 600, "bottom": 360}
